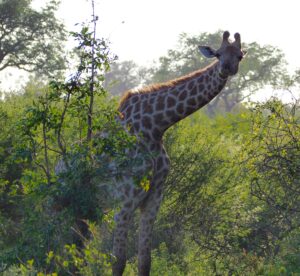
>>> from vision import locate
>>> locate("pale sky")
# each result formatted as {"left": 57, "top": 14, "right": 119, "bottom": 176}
{"left": 53, "top": 0, "right": 299, "bottom": 70}
{"left": 1, "top": 0, "right": 300, "bottom": 98}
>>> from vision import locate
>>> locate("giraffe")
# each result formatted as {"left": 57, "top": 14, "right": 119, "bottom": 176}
{"left": 112, "top": 31, "right": 246, "bottom": 275}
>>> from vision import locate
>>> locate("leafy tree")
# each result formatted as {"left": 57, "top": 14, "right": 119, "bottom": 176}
{"left": 0, "top": 88, "right": 45, "bottom": 271}
{"left": 0, "top": 3, "right": 119, "bottom": 269}
{"left": 0, "top": 0, "right": 66, "bottom": 76}
{"left": 146, "top": 31, "right": 288, "bottom": 115}
{"left": 149, "top": 96, "right": 300, "bottom": 274}
{"left": 154, "top": 112, "right": 258, "bottom": 274}
{"left": 2, "top": 4, "right": 300, "bottom": 273}
{"left": 242, "top": 98, "right": 300, "bottom": 244}
{"left": 104, "top": 60, "right": 148, "bottom": 95}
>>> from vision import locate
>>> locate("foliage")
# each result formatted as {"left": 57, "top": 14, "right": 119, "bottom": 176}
{"left": 150, "top": 98, "right": 300, "bottom": 274}
{"left": 124, "top": 243, "right": 184, "bottom": 275}
{"left": 0, "top": 0, "right": 66, "bottom": 76}
{"left": 241, "top": 98, "right": 300, "bottom": 256}
{"left": 2, "top": 224, "right": 112, "bottom": 276}
{"left": 1, "top": 7, "right": 300, "bottom": 274}
{"left": 0, "top": 12, "right": 125, "bottom": 273}
{"left": 1, "top": 84, "right": 300, "bottom": 274}
{"left": 154, "top": 111, "right": 255, "bottom": 274}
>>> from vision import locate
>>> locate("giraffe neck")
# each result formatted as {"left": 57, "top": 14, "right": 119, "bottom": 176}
{"left": 119, "top": 61, "right": 228, "bottom": 142}
{"left": 150, "top": 61, "right": 227, "bottom": 133}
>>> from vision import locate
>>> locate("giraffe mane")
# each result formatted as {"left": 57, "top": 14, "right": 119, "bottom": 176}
{"left": 118, "top": 61, "right": 217, "bottom": 109}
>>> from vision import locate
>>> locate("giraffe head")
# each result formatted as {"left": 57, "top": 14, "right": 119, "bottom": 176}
{"left": 199, "top": 31, "right": 246, "bottom": 77}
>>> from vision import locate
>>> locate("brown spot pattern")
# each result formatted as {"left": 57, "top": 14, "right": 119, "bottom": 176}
{"left": 187, "top": 80, "right": 195, "bottom": 90}
{"left": 176, "top": 103, "right": 184, "bottom": 114}
{"left": 152, "top": 128, "right": 161, "bottom": 140}
{"left": 197, "top": 76, "right": 204, "bottom": 83}
{"left": 134, "top": 113, "right": 141, "bottom": 120}
{"left": 187, "top": 98, "right": 197, "bottom": 106}
{"left": 197, "top": 95, "right": 205, "bottom": 105}
{"left": 154, "top": 113, "right": 163, "bottom": 124}
{"left": 133, "top": 122, "right": 140, "bottom": 131}
{"left": 156, "top": 157, "right": 164, "bottom": 170}
{"left": 198, "top": 84, "right": 205, "bottom": 91}
{"left": 190, "top": 86, "right": 198, "bottom": 96}
{"left": 134, "top": 102, "right": 141, "bottom": 113}
{"left": 167, "top": 97, "right": 176, "bottom": 108}
{"left": 166, "top": 110, "right": 177, "bottom": 119}
{"left": 179, "top": 90, "right": 187, "bottom": 101}
{"left": 143, "top": 101, "right": 153, "bottom": 114}
{"left": 131, "top": 95, "right": 139, "bottom": 104}
{"left": 156, "top": 96, "right": 165, "bottom": 111}
{"left": 142, "top": 116, "right": 152, "bottom": 129}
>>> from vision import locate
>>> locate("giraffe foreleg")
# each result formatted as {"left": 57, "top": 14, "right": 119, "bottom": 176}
{"left": 112, "top": 205, "right": 134, "bottom": 276}
{"left": 138, "top": 185, "right": 163, "bottom": 276}
{"left": 112, "top": 183, "right": 149, "bottom": 276}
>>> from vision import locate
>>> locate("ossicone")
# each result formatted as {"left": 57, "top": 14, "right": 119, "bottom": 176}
{"left": 233, "top": 32, "right": 241, "bottom": 49}
{"left": 221, "top": 31, "right": 230, "bottom": 47}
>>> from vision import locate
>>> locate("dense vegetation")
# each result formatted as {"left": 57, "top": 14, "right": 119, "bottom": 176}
{"left": 0, "top": 1, "right": 299, "bottom": 275}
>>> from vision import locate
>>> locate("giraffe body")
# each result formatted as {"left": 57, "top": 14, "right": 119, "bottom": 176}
{"left": 110, "top": 31, "right": 246, "bottom": 275}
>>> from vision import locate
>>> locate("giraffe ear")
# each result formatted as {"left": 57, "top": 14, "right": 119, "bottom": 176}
{"left": 198, "top": 46, "right": 217, "bottom": 58}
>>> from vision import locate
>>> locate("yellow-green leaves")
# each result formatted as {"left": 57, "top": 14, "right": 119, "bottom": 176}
{"left": 140, "top": 175, "right": 151, "bottom": 192}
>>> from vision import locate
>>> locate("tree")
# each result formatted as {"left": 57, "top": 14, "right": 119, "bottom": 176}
{"left": 146, "top": 31, "right": 289, "bottom": 115}
{"left": 0, "top": 0, "right": 66, "bottom": 76}
{"left": 104, "top": 60, "right": 147, "bottom": 95}
{"left": 0, "top": 1, "right": 119, "bottom": 268}
{"left": 154, "top": 113, "right": 257, "bottom": 274}
{"left": 243, "top": 98, "right": 300, "bottom": 239}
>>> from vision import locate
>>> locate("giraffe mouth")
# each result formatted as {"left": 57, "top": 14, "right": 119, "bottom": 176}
{"left": 220, "top": 67, "right": 238, "bottom": 77}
